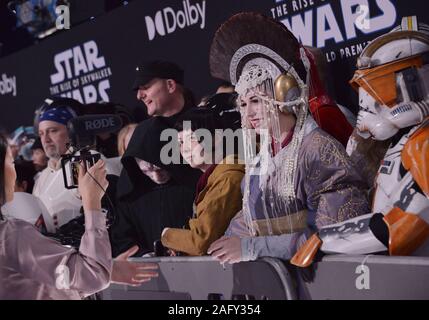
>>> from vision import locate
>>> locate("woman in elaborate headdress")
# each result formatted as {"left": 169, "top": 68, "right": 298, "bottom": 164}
{"left": 207, "top": 12, "right": 369, "bottom": 263}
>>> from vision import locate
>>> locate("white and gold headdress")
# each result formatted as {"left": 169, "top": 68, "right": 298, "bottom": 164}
{"left": 210, "top": 12, "right": 312, "bottom": 236}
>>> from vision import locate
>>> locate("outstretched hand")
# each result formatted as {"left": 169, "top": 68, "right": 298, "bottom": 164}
{"left": 111, "top": 245, "right": 159, "bottom": 286}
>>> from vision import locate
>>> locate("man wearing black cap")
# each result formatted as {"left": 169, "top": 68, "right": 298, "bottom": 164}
{"left": 133, "top": 60, "right": 193, "bottom": 123}
{"left": 109, "top": 60, "right": 201, "bottom": 257}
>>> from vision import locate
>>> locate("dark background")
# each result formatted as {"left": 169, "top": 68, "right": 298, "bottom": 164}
{"left": 0, "top": 0, "right": 428, "bottom": 132}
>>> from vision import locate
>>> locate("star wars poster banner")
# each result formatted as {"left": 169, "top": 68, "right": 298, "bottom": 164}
{"left": 0, "top": 0, "right": 426, "bottom": 132}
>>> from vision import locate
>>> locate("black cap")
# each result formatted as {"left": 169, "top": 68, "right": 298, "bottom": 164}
{"left": 132, "top": 60, "right": 184, "bottom": 90}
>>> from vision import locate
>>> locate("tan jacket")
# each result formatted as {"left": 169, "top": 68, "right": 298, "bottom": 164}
{"left": 161, "top": 159, "right": 244, "bottom": 255}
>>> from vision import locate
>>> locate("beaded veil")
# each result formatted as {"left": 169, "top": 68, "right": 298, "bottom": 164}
{"left": 210, "top": 12, "right": 313, "bottom": 236}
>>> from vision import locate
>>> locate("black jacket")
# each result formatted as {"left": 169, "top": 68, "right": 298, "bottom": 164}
{"left": 110, "top": 117, "right": 201, "bottom": 257}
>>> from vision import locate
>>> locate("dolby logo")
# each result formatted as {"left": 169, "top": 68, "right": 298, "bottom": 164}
{"left": 0, "top": 73, "right": 17, "bottom": 97}
{"left": 145, "top": 0, "right": 206, "bottom": 41}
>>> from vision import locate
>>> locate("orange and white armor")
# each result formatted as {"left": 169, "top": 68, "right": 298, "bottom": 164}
{"left": 292, "top": 16, "right": 429, "bottom": 267}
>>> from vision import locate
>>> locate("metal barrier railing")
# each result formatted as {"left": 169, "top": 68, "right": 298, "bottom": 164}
{"left": 102, "top": 256, "right": 297, "bottom": 300}
{"left": 298, "top": 255, "right": 429, "bottom": 300}
{"left": 102, "top": 255, "right": 429, "bottom": 300}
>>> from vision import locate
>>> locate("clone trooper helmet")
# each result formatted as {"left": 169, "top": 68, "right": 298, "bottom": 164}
{"left": 350, "top": 16, "right": 429, "bottom": 140}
